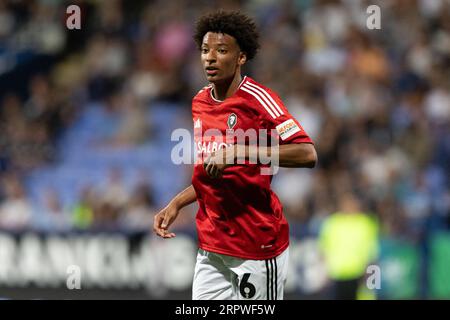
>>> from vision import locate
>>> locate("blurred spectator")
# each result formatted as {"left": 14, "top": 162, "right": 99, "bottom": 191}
{"left": 101, "top": 166, "right": 129, "bottom": 209}
{"left": 319, "top": 192, "right": 379, "bottom": 300}
{"left": 34, "top": 187, "right": 71, "bottom": 232}
{"left": 119, "top": 182, "right": 156, "bottom": 231}
{"left": 93, "top": 199, "right": 120, "bottom": 230}
{"left": 71, "top": 185, "right": 95, "bottom": 230}
{"left": 0, "top": 1, "right": 15, "bottom": 41}
{"left": 112, "top": 92, "right": 150, "bottom": 147}
{"left": 0, "top": 173, "right": 32, "bottom": 230}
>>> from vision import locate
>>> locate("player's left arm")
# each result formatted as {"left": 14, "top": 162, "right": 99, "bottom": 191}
{"left": 204, "top": 143, "right": 317, "bottom": 176}
{"left": 204, "top": 126, "right": 317, "bottom": 178}
{"left": 265, "top": 142, "right": 317, "bottom": 168}
{"left": 203, "top": 87, "right": 317, "bottom": 178}
{"left": 204, "top": 142, "right": 316, "bottom": 178}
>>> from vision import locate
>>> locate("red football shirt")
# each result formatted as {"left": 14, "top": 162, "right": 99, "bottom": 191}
{"left": 191, "top": 76, "right": 313, "bottom": 260}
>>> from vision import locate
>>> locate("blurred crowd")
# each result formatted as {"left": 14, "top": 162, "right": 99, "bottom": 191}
{"left": 0, "top": 0, "right": 448, "bottom": 241}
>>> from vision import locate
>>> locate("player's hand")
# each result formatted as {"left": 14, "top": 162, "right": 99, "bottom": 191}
{"left": 203, "top": 147, "right": 234, "bottom": 178}
{"left": 153, "top": 202, "right": 180, "bottom": 238}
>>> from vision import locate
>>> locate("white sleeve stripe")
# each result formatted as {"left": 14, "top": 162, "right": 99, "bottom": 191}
{"left": 244, "top": 81, "right": 284, "bottom": 115}
{"left": 242, "top": 83, "right": 280, "bottom": 117}
{"left": 241, "top": 87, "right": 277, "bottom": 119}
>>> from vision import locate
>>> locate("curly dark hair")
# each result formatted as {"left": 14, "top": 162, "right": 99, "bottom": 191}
{"left": 194, "top": 10, "right": 260, "bottom": 60}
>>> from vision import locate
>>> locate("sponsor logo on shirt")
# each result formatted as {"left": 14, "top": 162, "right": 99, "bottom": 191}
{"left": 196, "top": 141, "right": 232, "bottom": 155}
{"left": 275, "top": 119, "right": 301, "bottom": 141}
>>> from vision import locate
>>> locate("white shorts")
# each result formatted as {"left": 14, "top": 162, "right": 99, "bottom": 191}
{"left": 192, "top": 247, "right": 289, "bottom": 300}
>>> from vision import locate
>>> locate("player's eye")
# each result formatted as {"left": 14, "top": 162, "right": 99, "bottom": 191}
{"left": 201, "top": 48, "right": 209, "bottom": 54}
{"left": 218, "top": 49, "right": 227, "bottom": 54}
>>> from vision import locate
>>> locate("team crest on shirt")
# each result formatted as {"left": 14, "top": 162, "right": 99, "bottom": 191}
{"left": 227, "top": 113, "right": 237, "bottom": 129}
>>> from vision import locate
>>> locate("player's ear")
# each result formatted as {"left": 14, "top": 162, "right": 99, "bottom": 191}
{"left": 238, "top": 52, "right": 247, "bottom": 66}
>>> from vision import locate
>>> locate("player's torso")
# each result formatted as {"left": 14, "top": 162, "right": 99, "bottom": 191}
{"left": 192, "top": 86, "right": 266, "bottom": 188}
{"left": 189, "top": 80, "right": 290, "bottom": 260}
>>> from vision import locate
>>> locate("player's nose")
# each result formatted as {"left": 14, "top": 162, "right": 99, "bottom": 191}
{"left": 205, "top": 50, "right": 217, "bottom": 62}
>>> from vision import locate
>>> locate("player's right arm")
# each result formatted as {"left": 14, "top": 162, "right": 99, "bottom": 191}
{"left": 153, "top": 185, "right": 197, "bottom": 238}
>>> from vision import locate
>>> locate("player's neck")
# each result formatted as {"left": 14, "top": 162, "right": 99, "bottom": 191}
{"left": 212, "top": 73, "right": 242, "bottom": 101}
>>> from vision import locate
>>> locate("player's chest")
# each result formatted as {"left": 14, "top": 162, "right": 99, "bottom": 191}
{"left": 192, "top": 103, "right": 257, "bottom": 134}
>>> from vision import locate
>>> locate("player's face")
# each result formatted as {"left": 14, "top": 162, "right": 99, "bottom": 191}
{"left": 201, "top": 32, "right": 246, "bottom": 84}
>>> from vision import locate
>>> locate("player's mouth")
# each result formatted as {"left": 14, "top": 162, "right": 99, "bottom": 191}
{"left": 205, "top": 66, "right": 219, "bottom": 76}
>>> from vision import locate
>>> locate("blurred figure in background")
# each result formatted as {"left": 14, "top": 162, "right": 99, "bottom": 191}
{"left": 101, "top": 166, "right": 129, "bottom": 211}
{"left": 319, "top": 192, "right": 379, "bottom": 300}
{"left": 119, "top": 181, "right": 156, "bottom": 231}
{"left": 71, "top": 185, "right": 95, "bottom": 230}
{"left": 0, "top": 172, "right": 32, "bottom": 230}
{"left": 34, "top": 187, "right": 71, "bottom": 232}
